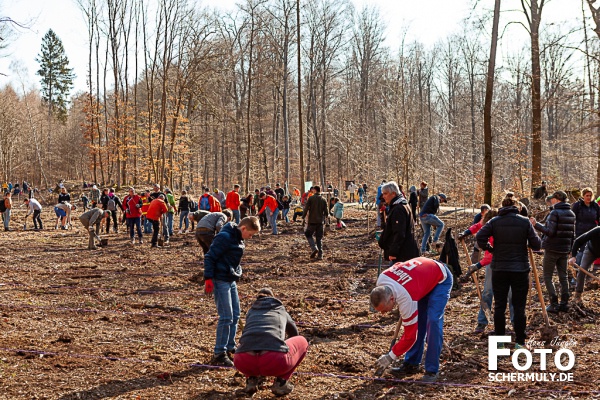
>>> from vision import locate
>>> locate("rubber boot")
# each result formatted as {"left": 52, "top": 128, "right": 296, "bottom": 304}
{"left": 558, "top": 294, "right": 569, "bottom": 312}
{"left": 546, "top": 295, "right": 560, "bottom": 314}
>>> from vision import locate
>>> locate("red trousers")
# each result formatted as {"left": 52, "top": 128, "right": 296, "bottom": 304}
{"left": 233, "top": 336, "right": 308, "bottom": 380}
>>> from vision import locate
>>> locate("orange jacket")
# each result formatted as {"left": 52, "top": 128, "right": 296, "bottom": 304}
{"left": 259, "top": 195, "right": 278, "bottom": 214}
{"left": 225, "top": 190, "right": 241, "bottom": 210}
{"left": 146, "top": 198, "right": 168, "bottom": 220}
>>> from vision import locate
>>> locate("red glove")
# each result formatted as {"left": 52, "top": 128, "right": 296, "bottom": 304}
{"left": 204, "top": 279, "right": 214, "bottom": 294}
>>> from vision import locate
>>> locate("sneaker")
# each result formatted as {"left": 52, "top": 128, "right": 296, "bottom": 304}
{"left": 421, "top": 371, "right": 439, "bottom": 383}
{"left": 178, "top": 229, "right": 183, "bottom": 234}
{"left": 139, "top": 238, "right": 144, "bottom": 244}
{"left": 474, "top": 323, "right": 486, "bottom": 334}
{"left": 310, "top": 249, "right": 319, "bottom": 259}
{"left": 390, "top": 363, "right": 422, "bottom": 376}
{"left": 271, "top": 378, "right": 294, "bottom": 396}
{"left": 164, "top": 240, "right": 170, "bottom": 245}
{"left": 211, "top": 352, "right": 233, "bottom": 367}
{"left": 242, "top": 376, "right": 261, "bottom": 395}
{"left": 151, "top": 244, "right": 161, "bottom": 248}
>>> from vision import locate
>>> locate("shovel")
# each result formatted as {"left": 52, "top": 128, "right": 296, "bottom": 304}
{"left": 460, "top": 239, "right": 493, "bottom": 326}
{"left": 573, "top": 263, "right": 600, "bottom": 284}
{"left": 375, "top": 318, "right": 403, "bottom": 376}
{"left": 528, "top": 248, "right": 558, "bottom": 341}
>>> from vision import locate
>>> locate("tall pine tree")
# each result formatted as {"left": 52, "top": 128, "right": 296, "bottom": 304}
{"left": 36, "top": 29, "right": 74, "bottom": 122}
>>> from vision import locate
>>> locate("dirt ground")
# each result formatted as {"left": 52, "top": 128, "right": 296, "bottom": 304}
{"left": 1, "top": 201, "right": 599, "bottom": 399}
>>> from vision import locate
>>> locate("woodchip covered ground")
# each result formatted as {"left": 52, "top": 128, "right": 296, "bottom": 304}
{"left": 1, "top": 205, "right": 599, "bottom": 399}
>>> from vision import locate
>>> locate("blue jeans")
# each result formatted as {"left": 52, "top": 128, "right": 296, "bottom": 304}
{"left": 179, "top": 210, "right": 189, "bottom": 230}
{"left": 143, "top": 216, "right": 152, "bottom": 234}
{"left": 127, "top": 217, "right": 142, "bottom": 239}
{"left": 164, "top": 212, "right": 174, "bottom": 236}
{"left": 478, "top": 265, "right": 513, "bottom": 325}
{"left": 404, "top": 265, "right": 453, "bottom": 374}
{"left": 232, "top": 209, "right": 240, "bottom": 224}
{"left": 419, "top": 214, "right": 445, "bottom": 252}
{"left": 213, "top": 280, "right": 240, "bottom": 355}
{"left": 270, "top": 208, "right": 280, "bottom": 234}
{"left": 359, "top": 193, "right": 363, "bottom": 204}
{"left": 282, "top": 209, "right": 289, "bottom": 223}
{"left": 3, "top": 209, "right": 10, "bottom": 228}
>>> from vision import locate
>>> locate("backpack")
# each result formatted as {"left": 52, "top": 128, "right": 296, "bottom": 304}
{"left": 200, "top": 195, "right": 210, "bottom": 211}
{"left": 107, "top": 198, "right": 117, "bottom": 211}
{"left": 0, "top": 199, "right": 6, "bottom": 212}
{"left": 189, "top": 200, "right": 198, "bottom": 212}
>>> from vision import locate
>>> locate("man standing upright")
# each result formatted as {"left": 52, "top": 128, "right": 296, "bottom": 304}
{"left": 226, "top": 184, "right": 242, "bottom": 224}
{"left": 378, "top": 181, "right": 419, "bottom": 264}
{"left": 302, "top": 185, "right": 328, "bottom": 260}
{"left": 476, "top": 197, "right": 541, "bottom": 349}
{"left": 530, "top": 191, "right": 575, "bottom": 313}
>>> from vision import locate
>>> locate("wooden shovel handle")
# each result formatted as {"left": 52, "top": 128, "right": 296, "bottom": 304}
{"left": 528, "top": 248, "right": 550, "bottom": 326}
{"left": 573, "top": 263, "right": 600, "bottom": 283}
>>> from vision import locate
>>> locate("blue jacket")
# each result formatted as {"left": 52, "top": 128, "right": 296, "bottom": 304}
{"left": 204, "top": 222, "right": 244, "bottom": 282}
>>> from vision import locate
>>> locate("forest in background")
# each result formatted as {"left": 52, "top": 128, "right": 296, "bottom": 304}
{"left": 0, "top": 0, "right": 599, "bottom": 206}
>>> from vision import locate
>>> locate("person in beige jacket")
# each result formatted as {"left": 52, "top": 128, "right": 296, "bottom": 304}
{"left": 79, "top": 208, "right": 109, "bottom": 250}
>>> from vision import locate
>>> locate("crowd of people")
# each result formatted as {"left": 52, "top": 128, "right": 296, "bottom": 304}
{"left": 3, "top": 177, "right": 600, "bottom": 394}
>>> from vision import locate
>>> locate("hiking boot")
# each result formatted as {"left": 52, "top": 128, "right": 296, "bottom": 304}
{"left": 546, "top": 296, "right": 559, "bottom": 314}
{"left": 211, "top": 352, "right": 233, "bottom": 367}
{"left": 271, "top": 378, "right": 294, "bottom": 396}
{"left": 310, "top": 249, "right": 319, "bottom": 259}
{"left": 421, "top": 372, "right": 439, "bottom": 383}
{"left": 390, "top": 362, "right": 422, "bottom": 376}
{"left": 242, "top": 376, "right": 261, "bottom": 395}
{"left": 474, "top": 323, "right": 486, "bottom": 334}
{"left": 558, "top": 294, "right": 569, "bottom": 312}
{"left": 227, "top": 348, "right": 237, "bottom": 360}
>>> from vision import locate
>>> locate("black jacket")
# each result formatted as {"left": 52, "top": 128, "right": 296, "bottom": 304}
{"left": 236, "top": 296, "right": 299, "bottom": 354}
{"left": 534, "top": 201, "right": 575, "bottom": 253}
{"left": 178, "top": 195, "right": 190, "bottom": 212}
{"left": 439, "top": 228, "right": 461, "bottom": 287}
{"left": 58, "top": 193, "right": 71, "bottom": 203}
{"left": 571, "top": 199, "right": 600, "bottom": 237}
{"left": 476, "top": 206, "right": 541, "bottom": 272}
{"left": 572, "top": 226, "right": 600, "bottom": 258}
{"left": 378, "top": 196, "right": 419, "bottom": 262}
{"left": 419, "top": 195, "right": 440, "bottom": 217}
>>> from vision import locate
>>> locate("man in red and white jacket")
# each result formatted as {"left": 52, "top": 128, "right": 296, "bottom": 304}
{"left": 370, "top": 257, "right": 453, "bottom": 382}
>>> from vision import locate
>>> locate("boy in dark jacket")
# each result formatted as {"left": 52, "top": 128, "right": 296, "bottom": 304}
{"left": 204, "top": 216, "right": 261, "bottom": 367}
{"left": 530, "top": 191, "right": 576, "bottom": 313}
{"left": 234, "top": 288, "right": 308, "bottom": 396}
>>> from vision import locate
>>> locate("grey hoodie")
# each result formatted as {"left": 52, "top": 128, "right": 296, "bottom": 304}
{"left": 236, "top": 297, "right": 299, "bottom": 354}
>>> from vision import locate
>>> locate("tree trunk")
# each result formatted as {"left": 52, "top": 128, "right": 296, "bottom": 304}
{"left": 483, "top": 0, "right": 501, "bottom": 205}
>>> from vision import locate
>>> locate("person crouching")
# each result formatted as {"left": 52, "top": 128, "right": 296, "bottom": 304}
{"left": 234, "top": 288, "right": 308, "bottom": 397}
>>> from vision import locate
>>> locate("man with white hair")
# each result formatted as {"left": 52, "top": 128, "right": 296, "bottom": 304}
{"left": 378, "top": 181, "right": 419, "bottom": 264}
{"left": 371, "top": 257, "right": 453, "bottom": 382}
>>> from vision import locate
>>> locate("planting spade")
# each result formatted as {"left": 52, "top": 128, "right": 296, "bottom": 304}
{"left": 374, "top": 318, "right": 403, "bottom": 377}
{"left": 460, "top": 239, "right": 493, "bottom": 327}
{"left": 528, "top": 248, "right": 558, "bottom": 342}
